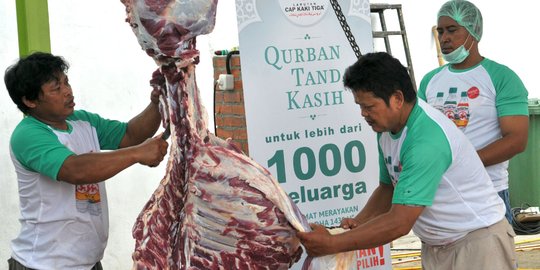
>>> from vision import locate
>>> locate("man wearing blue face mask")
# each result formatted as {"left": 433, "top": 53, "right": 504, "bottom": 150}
{"left": 418, "top": 0, "right": 529, "bottom": 225}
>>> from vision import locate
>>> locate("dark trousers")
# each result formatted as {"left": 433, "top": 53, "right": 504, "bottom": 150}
{"left": 8, "top": 258, "right": 103, "bottom": 270}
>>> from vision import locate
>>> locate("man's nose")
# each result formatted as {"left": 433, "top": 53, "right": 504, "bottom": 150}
{"left": 361, "top": 109, "right": 368, "bottom": 118}
{"left": 439, "top": 31, "right": 449, "bottom": 44}
{"left": 62, "top": 85, "right": 73, "bottom": 95}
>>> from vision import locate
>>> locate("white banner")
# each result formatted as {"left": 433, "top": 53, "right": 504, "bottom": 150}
{"left": 235, "top": 0, "right": 390, "bottom": 269}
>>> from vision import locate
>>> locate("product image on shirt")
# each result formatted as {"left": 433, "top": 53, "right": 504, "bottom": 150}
{"left": 76, "top": 184, "right": 102, "bottom": 216}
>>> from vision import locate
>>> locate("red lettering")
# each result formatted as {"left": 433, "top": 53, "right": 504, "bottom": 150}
{"left": 378, "top": 246, "right": 385, "bottom": 265}
{"left": 355, "top": 246, "right": 387, "bottom": 269}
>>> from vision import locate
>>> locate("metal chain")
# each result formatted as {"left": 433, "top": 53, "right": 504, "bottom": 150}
{"left": 329, "top": 0, "right": 362, "bottom": 59}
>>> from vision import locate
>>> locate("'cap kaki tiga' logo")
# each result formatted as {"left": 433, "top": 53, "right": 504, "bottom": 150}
{"left": 467, "top": 86, "right": 480, "bottom": 99}
{"left": 278, "top": 0, "right": 329, "bottom": 26}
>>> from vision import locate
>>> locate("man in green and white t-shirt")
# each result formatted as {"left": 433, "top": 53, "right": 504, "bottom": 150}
{"left": 297, "top": 52, "right": 516, "bottom": 269}
{"left": 4, "top": 52, "right": 169, "bottom": 270}
{"left": 418, "top": 0, "right": 529, "bottom": 224}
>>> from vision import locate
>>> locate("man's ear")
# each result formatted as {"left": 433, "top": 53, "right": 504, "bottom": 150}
{"left": 391, "top": 90, "right": 405, "bottom": 109}
{"left": 22, "top": 96, "right": 37, "bottom": 109}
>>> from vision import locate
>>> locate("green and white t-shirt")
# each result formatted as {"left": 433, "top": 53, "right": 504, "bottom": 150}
{"left": 418, "top": 58, "right": 528, "bottom": 191}
{"left": 9, "top": 110, "right": 127, "bottom": 270}
{"left": 379, "top": 99, "right": 505, "bottom": 245}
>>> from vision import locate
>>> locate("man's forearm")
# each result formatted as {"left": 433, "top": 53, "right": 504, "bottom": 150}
{"left": 477, "top": 115, "right": 528, "bottom": 166}
{"left": 121, "top": 102, "right": 162, "bottom": 148}
{"left": 56, "top": 147, "right": 143, "bottom": 184}
{"left": 335, "top": 212, "right": 410, "bottom": 253}
{"left": 478, "top": 139, "right": 521, "bottom": 166}
{"left": 354, "top": 183, "right": 393, "bottom": 224}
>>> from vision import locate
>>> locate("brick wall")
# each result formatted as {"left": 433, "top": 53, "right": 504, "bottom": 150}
{"left": 212, "top": 54, "right": 249, "bottom": 155}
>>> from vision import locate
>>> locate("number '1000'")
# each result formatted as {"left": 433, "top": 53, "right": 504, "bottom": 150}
{"left": 267, "top": 140, "right": 366, "bottom": 183}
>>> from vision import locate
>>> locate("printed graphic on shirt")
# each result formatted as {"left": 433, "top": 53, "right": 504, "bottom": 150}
{"left": 467, "top": 86, "right": 480, "bottom": 99}
{"left": 385, "top": 155, "right": 402, "bottom": 186}
{"left": 434, "top": 86, "right": 477, "bottom": 130}
{"left": 75, "top": 184, "right": 102, "bottom": 216}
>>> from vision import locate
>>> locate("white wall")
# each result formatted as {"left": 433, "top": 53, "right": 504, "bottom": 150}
{"left": 0, "top": 1, "right": 538, "bottom": 269}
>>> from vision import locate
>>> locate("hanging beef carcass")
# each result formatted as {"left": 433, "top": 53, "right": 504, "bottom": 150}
{"left": 120, "top": 0, "right": 317, "bottom": 269}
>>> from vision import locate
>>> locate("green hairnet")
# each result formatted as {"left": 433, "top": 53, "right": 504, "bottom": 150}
{"left": 437, "top": 0, "right": 483, "bottom": 41}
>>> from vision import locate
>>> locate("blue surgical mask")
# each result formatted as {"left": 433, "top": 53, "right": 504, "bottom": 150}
{"left": 443, "top": 35, "right": 473, "bottom": 64}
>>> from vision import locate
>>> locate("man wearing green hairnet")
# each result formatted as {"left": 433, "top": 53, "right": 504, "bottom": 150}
{"left": 418, "top": 0, "right": 528, "bottom": 243}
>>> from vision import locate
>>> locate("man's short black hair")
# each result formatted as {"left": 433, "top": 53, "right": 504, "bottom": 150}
{"left": 343, "top": 52, "right": 416, "bottom": 105}
{"left": 4, "top": 52, "right": 69, "bottom": 114}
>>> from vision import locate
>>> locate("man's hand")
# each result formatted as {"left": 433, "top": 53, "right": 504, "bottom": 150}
{"left": 150, "top": 88, "right": 161, "bottom": 105}
{"left": 296, "top": 223, "right": 335, "bottom": 257}
{"left": 135, "top": 134, "right": 169, "bottom": 167}
{"left": 340, "top": 218, "right": 359, "bottom": 230}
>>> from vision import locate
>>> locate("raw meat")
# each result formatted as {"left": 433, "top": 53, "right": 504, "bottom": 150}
{"left": 121, "top": 0, "right": 314, "bottom": 269}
